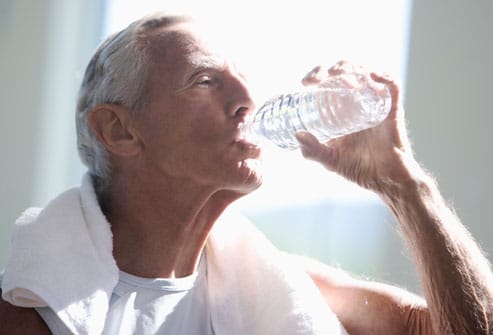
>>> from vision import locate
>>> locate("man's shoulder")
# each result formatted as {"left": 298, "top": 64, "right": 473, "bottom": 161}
{"left": 0, "top": 291, "right": 51, "bottom": 334}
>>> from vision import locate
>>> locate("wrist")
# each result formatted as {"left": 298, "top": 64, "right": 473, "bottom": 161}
{"left": 375, "top": 151, "right": 436, "bottom": 204}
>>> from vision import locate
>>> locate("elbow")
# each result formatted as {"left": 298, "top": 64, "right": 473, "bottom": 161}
{"left": 406, "top": 304, "right": 493, "bottom": 335}
{"left": 405, "top": 304, "right": 434, "bottom": 335}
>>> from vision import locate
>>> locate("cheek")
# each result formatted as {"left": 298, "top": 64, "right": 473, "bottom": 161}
{"left": 184, "top": 106, "right": 226, "bottom": 143}
{"left": 188, "top": 122, "right": 220, "bottom": 144}
{"left": 143, "top": 95, "right": 228, "bottom": 163}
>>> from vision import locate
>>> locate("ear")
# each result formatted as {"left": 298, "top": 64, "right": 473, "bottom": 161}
{"left": 88, "top": 104, "right": 141, "bottom": 157}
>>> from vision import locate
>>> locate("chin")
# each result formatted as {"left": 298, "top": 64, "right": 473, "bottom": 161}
{"left": 229, "top": 158, "right": 264, "bottom": 195}
{"left": 243, "top": 176, "right": 263, "bottom": 195}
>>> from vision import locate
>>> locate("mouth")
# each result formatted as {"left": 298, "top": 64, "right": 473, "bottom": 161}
{"left": 233, "top": 126, "right": 262, "bottom": 157}
{"left": 233, "top": 137, "right": 261, "bottom": 156}
{"left": 227, "top": 118, "right": 262, "bottom": 158}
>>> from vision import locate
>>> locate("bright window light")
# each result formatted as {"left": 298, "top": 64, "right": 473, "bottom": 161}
{"left": 105, "top": 0, "right": 411, "bottom": 207}
{"left": 104, "top": 0, "right": 414, "bottom": 280}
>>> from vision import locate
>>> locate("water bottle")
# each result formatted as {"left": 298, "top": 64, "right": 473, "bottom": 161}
{"left": 241, "top": 72, "right": 391, "bottom": 150}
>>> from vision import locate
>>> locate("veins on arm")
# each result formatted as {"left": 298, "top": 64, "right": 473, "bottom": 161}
{"left": 380, "top": 171, "right": 493, "bottom": 334}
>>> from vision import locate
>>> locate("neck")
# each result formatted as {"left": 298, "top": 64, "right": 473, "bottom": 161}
{"left": 103, "top": 171, "right": 242, "bottom": 279}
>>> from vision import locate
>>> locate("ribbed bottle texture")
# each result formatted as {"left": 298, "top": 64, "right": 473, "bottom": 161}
{"left": 241, "top": 72, "right": 391, "bottom": 150}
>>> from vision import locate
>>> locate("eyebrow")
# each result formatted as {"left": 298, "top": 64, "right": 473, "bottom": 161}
{"left": 175, "top": 52, "right": 248, "bottom": 93}
{"left": 186, "top": 53, "right": 228, "bottom": 75}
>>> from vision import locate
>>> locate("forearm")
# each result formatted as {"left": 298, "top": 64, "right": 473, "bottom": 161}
{"left": 296, "top": 66, "right": 493, "bottom": 333}
{"left": 379, "top": 158, "right": 493, "bottom": 334}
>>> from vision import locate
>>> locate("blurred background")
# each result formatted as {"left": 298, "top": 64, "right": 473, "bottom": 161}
{"left": 1, "top": 0, "right": 492, "bottom": 294}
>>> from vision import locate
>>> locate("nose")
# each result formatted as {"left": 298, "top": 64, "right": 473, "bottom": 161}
{"left": 225, "top": 72, "right": 256, "bottom": 120}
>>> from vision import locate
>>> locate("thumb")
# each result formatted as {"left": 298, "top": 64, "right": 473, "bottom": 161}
{"left": 295, "top": 131, "right": 327, "bottom": 161}
{"left": 296, "top": 131, "right": 339, "bottom": 173}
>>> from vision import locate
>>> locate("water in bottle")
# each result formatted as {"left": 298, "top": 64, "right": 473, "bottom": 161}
{"left": 241, "top": 72, "right": 391, "bottom": 150}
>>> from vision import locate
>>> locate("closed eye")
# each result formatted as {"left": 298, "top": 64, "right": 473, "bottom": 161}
{"left": 196, "top": 76, "right": 213, "bottom": 85}
{"left": 195, "top": 74, "right": 217, "bottom": 87}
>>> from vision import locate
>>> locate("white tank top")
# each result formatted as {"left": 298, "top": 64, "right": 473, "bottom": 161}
{"left": 34, "top": 253, "right": 214, "bottom": 335}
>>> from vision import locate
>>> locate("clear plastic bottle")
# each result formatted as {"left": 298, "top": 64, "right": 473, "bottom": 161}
{"left": 241, "top": 72, "right": 391, "bottom": 150}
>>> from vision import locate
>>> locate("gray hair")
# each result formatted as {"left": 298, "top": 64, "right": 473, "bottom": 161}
{"left": 76, "top": 13, "right": 192, "bottom": 191}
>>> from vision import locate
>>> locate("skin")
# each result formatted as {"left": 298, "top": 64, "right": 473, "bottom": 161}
{"left": 92, "top": 23, "right": 262, "bottom": 279}
{"left": 2, "top": 23, "right": 493, "bottom": 334}
{"left": 296, "top": 63, "right": 493, "bottom": 334}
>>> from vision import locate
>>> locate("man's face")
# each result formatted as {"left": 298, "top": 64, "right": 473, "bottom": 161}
{"left": 132, "top": 23, "right": 262, "bottom": 194}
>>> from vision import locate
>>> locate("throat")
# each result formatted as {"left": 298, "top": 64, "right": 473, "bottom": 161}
{"left": 111, "top": 221, "right": 210, "bottom": 278}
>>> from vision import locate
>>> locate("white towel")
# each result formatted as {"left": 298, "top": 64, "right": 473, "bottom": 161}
{"left": 2, "top": 174, "right": 119, "bottom": 334}
{"left": 208, "top": 212, "right": 347, "bottom": 335}
{"left": 2, "top": 173, "right": 346, "bottom": 335}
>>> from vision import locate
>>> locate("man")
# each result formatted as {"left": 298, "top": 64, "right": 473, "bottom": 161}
{"left": 1, "top": 13, "right": 493, "bottom": 335}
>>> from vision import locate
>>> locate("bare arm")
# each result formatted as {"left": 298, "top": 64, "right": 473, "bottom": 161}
{"left": 296, "top": 255, "right": 432, "bottom": 335}
{"left": 379, "top": 165, "right": 493, "bottom": 334}
{"left": 0, "top": 290, "right": 51, "bottom": 334}
{"left": 297, "top": 62, "right": 493, "bottom": 334}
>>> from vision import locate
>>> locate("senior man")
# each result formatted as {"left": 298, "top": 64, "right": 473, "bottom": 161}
{"left": 1, "top": 13, "right": 493, "bottom": 335}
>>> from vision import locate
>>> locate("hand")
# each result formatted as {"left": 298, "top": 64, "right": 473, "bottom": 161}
{"left": 296, "top": 61, "right": 418, "bottom": 193}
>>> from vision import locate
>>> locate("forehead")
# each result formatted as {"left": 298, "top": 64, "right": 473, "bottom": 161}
{"left": 148, "top": 23, "right": 229, "bottom": 81}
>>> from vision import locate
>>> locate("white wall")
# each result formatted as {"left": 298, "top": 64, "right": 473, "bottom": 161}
{"left": 405, "top": 0, "right": 493, "bottom": 256}
{"left": 0, "top": 0, "right": 105, "bottom": 267}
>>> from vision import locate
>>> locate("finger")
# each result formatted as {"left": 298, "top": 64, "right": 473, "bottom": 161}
{"left": 295, "top": 131, "right": 329, "bottom": 162}
{"left": 296, "top": 131, "right": 338, "bottom": 171}
{"left": 328, "top": 60, "right": 360, "bottom": 76}
{"left": 370, "top": 72, "right": 401, "bottom": 119}
{"left": 301, "top": 65, "right": 324, "bottom": 86}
